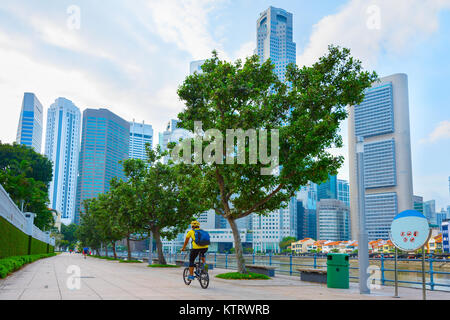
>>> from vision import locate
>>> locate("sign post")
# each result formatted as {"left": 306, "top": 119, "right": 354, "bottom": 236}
{"left": 390, "top": 210, "right": 431, "bottom": 300}
{"left": 394, "top": 247, "right": 399, "bottom": 298}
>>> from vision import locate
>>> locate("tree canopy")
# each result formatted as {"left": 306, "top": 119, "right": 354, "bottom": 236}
{"left": 0, "top": 142, "right": 54, "bottom": 230}
{"left": 176, "top": 46, "right": 377, "bottom": 273}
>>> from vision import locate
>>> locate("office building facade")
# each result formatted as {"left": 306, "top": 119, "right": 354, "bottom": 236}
{"left": 317, "top": 199, "right": 350, "bottom": 241}
{"left": 413, "top": 195, "right": 424, "bottom": 215}
{"left": 16, "top": 93, "right": 43, "bottom": 153}
{"left": 338, "top": 179, "right": 350, "bottom": 208}
{"left": 296, "top": 182, "right": 318, "bottom": 240}
{"left": 44, "top": 98, "right": 81, "bottom": 225}
{"left": 317, "top": 175, "right": 338, "bottom": 201}
{"left": 424, "top": 200, "right": 436, "bottom": 224}
{"left": 256, "top": 6, "right": 296, "bottom": 82}
{"left": 129, "top": 120, "right": 153, "bottom": 161}
{"left": 349, "top": 74, "right": 414, "bottom": 241}
{"left": 74, "top": 109, "right": 130, "bottom": 224}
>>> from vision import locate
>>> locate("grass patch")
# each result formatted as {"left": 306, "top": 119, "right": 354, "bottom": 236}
{"left": 119, "top": 259, "right": 142, "bottom": 263}
{"left": 0, "top": 253, "right": 56, "bottom": 279}
{"left": 89, "top": 255, "right": 120, "bottom": 261}
{"left": 215, "top": 272, "right": 270, "bottom": 280}
{"left": 148, "top": 264, "right": 180, "bottom": 268}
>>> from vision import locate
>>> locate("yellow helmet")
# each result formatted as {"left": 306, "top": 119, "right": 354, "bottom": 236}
{"left": 191, "top": 220, "right": 200, "bottom": 228}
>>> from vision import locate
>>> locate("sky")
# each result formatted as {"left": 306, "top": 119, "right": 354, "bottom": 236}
{"left": 0, "top": 0, "right": 449, "bottom": 210}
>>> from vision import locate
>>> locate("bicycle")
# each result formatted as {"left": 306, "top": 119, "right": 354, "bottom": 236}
{"left": 182, "top": 250, "right": 210, "bottom": 289}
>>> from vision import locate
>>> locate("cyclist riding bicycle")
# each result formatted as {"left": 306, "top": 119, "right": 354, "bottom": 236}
{"left": 82, "top": 247, "right": 89, "bottom": 258}
{"left": 181, "top": 221, "right": 208, "bottom": 281}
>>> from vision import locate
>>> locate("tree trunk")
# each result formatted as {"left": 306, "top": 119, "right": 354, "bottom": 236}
{"left": 104, "top": 243, "right": 109, "bottom": 257}
{"left": 112, "top": 241, "right": 117, "bottom": 259}
{"left": 151, "top": 226, "right": 167, "bottom": 265}
{"left": 227, "top": 216, "right": 247, "bottom": 274}
{"left": 126, "top": 236, "right": 132, "bottom": 260}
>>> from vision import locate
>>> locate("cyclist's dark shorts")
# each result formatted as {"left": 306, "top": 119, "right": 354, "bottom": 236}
{"left": 189, "top": 248, "right": 208, "bottom": 267}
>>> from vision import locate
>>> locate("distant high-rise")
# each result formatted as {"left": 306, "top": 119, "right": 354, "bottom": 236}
{"left": 317, "top": 175, "right": 338, "bottom": 201}
{"left": 337, "top": 179, "right": 350, "bottom": 208}
{"left": 424, "top": 200, "right": 436, "bottom": 224}
{"left": 413, "top": 195, "right": 424, "bottom": 215}
{"left": 349, "top": 74, "right": 414, "bottom": 241}
{"left": 317, "top": 199, "right": 350, "bottom": 241}
{"left": 45, "top": 98, "right": 81, "bottom": 225}
{"left": 129, "top": 120, "right": 153, "bottom": 161}
{"left": 296, "top": 182, "right": 318, "bottom": 240}
{"left": 74, "top": 109, "right": 130, "bottom": 224}
{"left": 16, "top": 93, "right": 43, "bottom": 153}
{"left": 252, "top": 196, "right": 297, "bottom": 253}
{"left": 256, "top": 6, "right": 296, "bottom": 82}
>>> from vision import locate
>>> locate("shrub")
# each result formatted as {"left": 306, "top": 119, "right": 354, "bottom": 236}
{"left": 119, "top": 260, "right": 142, "bottom": 263}
{"left": 215, "top": 272, "right": 270, "bottom": 280}
{"left": 0, "top": 253, "right": 56, "bottom": 278}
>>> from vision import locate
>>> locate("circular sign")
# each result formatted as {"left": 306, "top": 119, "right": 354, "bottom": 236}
{"left": 390, "top": 210, "right": 431, "bottom": 252}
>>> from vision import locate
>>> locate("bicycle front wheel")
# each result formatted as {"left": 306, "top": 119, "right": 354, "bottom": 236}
{"left": 183, "top": 268, "right": 192, "bottom": 285}
{"left": 199, "top": 271, "right": 209, "bottom": 289}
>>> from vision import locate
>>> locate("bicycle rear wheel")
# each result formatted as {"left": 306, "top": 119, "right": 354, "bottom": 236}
{"left": 199, "top": 271, "right": 209, "bottom": 289}
{"left": 183, "top": 268, "right": 192, "bottom": 285}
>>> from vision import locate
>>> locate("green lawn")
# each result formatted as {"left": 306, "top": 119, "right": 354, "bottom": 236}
{"left": 215, "top": 272, "right": 270, "bottom": 280}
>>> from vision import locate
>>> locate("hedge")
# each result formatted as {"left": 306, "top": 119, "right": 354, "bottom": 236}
{"left": 0, "top": 216, "right": 29, "bottom": 258}
{"left": 0, "top": 253, "right": 56, "bottom": 278}
{"left": 0, "top": 216, "right": 54, "bottom": 259}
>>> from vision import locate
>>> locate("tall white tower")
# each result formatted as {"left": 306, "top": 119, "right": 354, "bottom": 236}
{"left": 45, "top": 98, "right": 81, "bottom": 225}
{"left": 349, "top": 73, "right": 414, "bottom": 241}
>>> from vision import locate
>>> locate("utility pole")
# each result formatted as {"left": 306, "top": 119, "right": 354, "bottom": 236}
{"left": 356, "top": 136, "right": 370, "bottom": 294}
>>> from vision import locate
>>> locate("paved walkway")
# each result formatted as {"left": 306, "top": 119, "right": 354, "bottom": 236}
{"left": 0, "top": 253, "right": 449, "bottom": 300}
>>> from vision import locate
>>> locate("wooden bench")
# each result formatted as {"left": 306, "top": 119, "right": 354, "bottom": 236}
{"left": 297, "top": 268, "right": 327, "bottom": 283}
{"left": 246, "top": 264, "right": 276, "bottom": 277}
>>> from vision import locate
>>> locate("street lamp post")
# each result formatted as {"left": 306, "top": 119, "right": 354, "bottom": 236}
{"left": 356, "top": 136, "right": 370, "bottom": 294}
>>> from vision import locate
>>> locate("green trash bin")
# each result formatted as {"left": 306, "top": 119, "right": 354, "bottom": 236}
{"left": 327, "top": 253, "right": 349, "bottom": 289}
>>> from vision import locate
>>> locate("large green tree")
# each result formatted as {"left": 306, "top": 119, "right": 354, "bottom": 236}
{"left": 121, "top": 147, "right": 208, "bottom": 265}
{"left": 76, "top": 199, "right": 103, "bottom": 254}
{"left": 176, "top": 46, "right": 377, "bottom": 273}
{"left": 0, "top": 142, "right": 54, "bottom": 230}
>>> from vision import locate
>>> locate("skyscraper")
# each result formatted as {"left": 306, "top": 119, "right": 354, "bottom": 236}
{"left": 251, "top": 6, "right": 298, "bottom": 252}
{"left": 44, "top": 98, "right": 81, "bottom": 225}
{"left": 317, "top": 175, "right": 338, "bottom": 201}
{"left": 424, "top": 200, "right": 436, "bottom": 224}
{"left": 337, "top": 179, "right": 350, "bottom": 208}
{"left": 413, "top": 195, "right": 424, "bottom": 215}
{"left": 129, "top": 120, "right": 153, "bottom": 161}
{"left": 296, "top": 182, "right": 318, "bottom": 240}
{"left": 74, "top": 109, "right": 130, "bottom": 224}
{"left": 256, "top": 6, "right": 296, "bottom": 82}
{"left": 16, "top": 93, "right": 43, "bottom": 153}
{"left": 317, "top": 199, "right": 350, "bottom": 241}
{"left": 349, "top": 74, "right": 414, "bottom": 241}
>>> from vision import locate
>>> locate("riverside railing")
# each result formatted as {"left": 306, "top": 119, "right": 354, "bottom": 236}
{"left": 114, "top": 251, "right": 449, "bottom": 292}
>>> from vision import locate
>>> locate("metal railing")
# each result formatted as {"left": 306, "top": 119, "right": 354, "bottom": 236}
{"left": 97, "top": 249, "right": 450, "bottom": 292}
{"left": 159, "top": 252, "right": 450, "bottom": 292}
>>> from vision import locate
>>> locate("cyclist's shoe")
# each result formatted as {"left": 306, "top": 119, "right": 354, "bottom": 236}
{"left": 187, "top": 275, "right": 195, "bottom": 280}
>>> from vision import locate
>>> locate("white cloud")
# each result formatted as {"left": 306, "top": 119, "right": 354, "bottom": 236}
{"left": 144, "top": 0, "right": 228, "bottom": 60}
{"left": 298, "top": 0, "right": 450, "bottom": 68}
{"left": 420, "top": 120, "right": 450, "bottom": 144}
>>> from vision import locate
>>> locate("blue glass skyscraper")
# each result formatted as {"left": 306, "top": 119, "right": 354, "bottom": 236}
{"left": 16, "top": 93, "right": 43, "bottom": 153}
{"left": 74, "top": 108, "right": 130, "bottom": 224}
